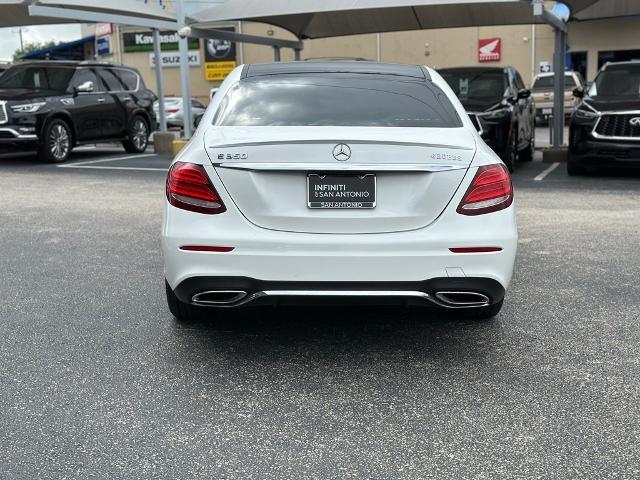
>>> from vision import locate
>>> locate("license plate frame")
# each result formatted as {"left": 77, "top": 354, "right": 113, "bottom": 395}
{"left": 307, "top": 173, "right": 376, "bottom": 209}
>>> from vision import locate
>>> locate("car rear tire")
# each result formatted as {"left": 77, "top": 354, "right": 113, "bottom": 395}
{"left": 38, "top": 118, "right": 73, "bottom": 163}
{"left": 519, "top": 135, "right": 535, "bottom": 162}
{"left": 166, "top": 280, "right": 204, "bottom": 323}
{"left": 457, "top": 299, "right": 504, "bottom": 320}
{"left": 567, "top": 160, "right": 587, "bottom": 176}
{"left": 122, "top": 116, "right": 149, "bottom": 154}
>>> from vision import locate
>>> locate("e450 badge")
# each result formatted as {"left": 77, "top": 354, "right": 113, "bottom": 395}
{"left": 217, "top": 153, "right": 248, "bottom": 160}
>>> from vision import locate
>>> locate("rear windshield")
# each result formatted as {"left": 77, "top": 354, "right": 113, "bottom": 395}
{"left": 213, "top": 75, "right": 462, "bottom": 128}
{"left": 440, "top": 70, "right": 508, "bottom": 101}
{"left": 532, "top": 76, "right": 577, "bottom": 89}
{"left": 0, "top": 66, "right": 75, "bottom": 91}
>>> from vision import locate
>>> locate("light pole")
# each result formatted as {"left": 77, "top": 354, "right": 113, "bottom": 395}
{"left": 12, "top": 27, "right": 29, "bottom": 51}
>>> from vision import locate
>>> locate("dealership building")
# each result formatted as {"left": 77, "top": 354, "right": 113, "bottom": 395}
{"left": 74, "top": 16, "right": 640, "bottom": 104}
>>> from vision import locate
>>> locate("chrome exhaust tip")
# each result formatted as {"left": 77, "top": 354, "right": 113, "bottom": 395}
{"left": 434, "top": 291, "right": 490, "bottom": 307}
{"left": 191, "top": 290, "right": 247, "bottom": 306}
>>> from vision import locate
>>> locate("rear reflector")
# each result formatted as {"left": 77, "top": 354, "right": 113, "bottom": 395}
{"left": 180, "top": 245, "right": 234, "bottom": 252}
{"left": 457, "top": 163, "right": 513, "bottom": 216}
{"left": 166, "top": 162, "right": 226, "bottom": 215}
{"left": 449, "top": 247, "right": 502, "bottom": 253}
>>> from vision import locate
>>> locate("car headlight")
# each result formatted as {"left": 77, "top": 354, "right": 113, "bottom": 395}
{"left": 10, "top": 102, "right": 46, "bottom": 113}
{"left": 478, "top": 107, "right": 512, "bottom": 120}
{"left": 573, "top": 105, "right": 599, "bottom": 121}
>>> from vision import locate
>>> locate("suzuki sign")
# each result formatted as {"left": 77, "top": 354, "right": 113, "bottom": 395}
{"left": 478, "top": 38, "right": 501, "bottom": 62}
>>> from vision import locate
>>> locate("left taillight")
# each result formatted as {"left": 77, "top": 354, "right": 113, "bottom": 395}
{"left": 457, "top": 163, "right": 513, "bottom": 216}
{"left": 166, "top": 161, "right": 226, "bottom": 215}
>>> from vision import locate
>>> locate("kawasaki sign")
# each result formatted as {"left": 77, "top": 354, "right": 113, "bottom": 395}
{"left": 123, "top": 30, "right": 199, "bottom": 52}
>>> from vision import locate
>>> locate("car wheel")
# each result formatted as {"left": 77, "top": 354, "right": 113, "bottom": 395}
{"left": 165, "top": 280, "right": 203, "bottom": 323}
{"left": 456, "top": 299, "right": 504, "bottom": 320}
{"left": 38, "top": 119, "right": 73, "bottom": 163}
{"left": 519, "top": 135, "right": 535, "bottom": 162}
{"left": 122, "top": 116, "right": 149, "bottom": 154}
{"left": 567, "top": 160, "right": 587, "bottom": 176}
{"left": 501, "top": 133, "right": 517, "bottom": 172}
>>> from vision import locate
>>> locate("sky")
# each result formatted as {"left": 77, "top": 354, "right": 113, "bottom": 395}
{"left": 0, "top": 24, "right": 82, "bottom": 61}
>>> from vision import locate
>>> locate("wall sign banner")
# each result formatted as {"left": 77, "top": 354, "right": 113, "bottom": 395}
{"left": 204, "top": 27, "right": 237, "bottom": 82}
{"left": 96, "top": 36, "right": 111, "bottom": 57}
{"left": 149, "top": 51, "right": 201, "bottom": 68}
{"left": 478, "top": 38, "right": 501, "bottom": 62}
{"left": 123, "top": 30, "right": 199, "bottom": 52}
{"left": 95, "top": 23, "right": 112, "bottom": 37}
{"left": 205, "top": 61, "right": 237, "bottom": 81}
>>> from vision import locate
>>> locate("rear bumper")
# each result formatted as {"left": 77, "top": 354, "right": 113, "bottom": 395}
{"left": 172, "top": 276, "right": 506, "bottom": 309}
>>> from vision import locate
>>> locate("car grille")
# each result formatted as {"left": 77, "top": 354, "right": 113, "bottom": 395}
{"left": 0, "top": 102, "right": 7, "bottom": 125}
{"left": 594, "top": 113, "right": 640, "bottom": 139}
{"left": 467, "top": 113, "right": 482, "bottom": 134}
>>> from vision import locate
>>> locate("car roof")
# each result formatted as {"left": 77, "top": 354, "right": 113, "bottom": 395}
{"left": 242, "top": 61, "right": 428, "bottom": 80}
{"left": 12, "top": 60, "right": 130, "bottom": 69}
{"left": 602, "top": 60, "right": 640, "bottom": 69}
{"left": 438, "top": 66, "right": 509, "bottom": 73}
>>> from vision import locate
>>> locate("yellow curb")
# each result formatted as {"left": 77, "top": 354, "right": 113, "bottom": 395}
{"left": 172, "top": 139, "right": 188, "bottom": 157}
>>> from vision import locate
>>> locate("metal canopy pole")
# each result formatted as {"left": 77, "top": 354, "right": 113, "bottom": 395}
{"left": 553, "top": 28, "right": 566, "bottom": 147}
{"left": 176, "top": 0, "right": 193, "bottom": 139}
{"left": 533, "top": 1, "right": 568, "bottom": 149}
{"left": 153, "top": 29, "right": 167, "bottom": 132}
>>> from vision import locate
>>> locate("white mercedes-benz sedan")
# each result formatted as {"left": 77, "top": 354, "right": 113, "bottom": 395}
{"left": 162, "top": 62, "right": 517, "bottom": 321}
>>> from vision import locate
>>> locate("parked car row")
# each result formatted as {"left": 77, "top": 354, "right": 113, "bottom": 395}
{"left": 0, "top": 60, "right": 156, "bottom": 162}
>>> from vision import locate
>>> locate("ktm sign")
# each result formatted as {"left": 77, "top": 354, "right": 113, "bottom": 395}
{"left": 478, "top": 38, "right": 501, "bottom": 62}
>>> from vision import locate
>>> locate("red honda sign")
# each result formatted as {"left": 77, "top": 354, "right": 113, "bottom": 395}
{"left": 478, "top": 38, "right": 501, "bottom": 62}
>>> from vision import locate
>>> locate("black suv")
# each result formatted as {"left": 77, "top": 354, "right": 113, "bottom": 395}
{"left": 439, "top": 66, "right": 536, "bottom": 172}
{"left": 569, "top": 60, "right": 640, "bottom": 175}
{"left": 0, "top": 61, "right": 156, "bottom": 163}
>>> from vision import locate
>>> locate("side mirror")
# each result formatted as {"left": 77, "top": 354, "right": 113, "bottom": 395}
{"left": 75, "top": 81, "right": 94, "bottom": 94}
{"left": 572, "top": 87, "right": 585, "bottom": 98}
{"left": 517, "top": 88, "right": 531, "bottom": 100}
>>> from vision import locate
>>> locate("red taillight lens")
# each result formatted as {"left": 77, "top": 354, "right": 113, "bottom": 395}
{"left": 166, "top": 107, "right": 180, "bottom": 113}
{"left": 457, "top": 164, "right": 513, "bottom": 216}
{"left": 166, "top": 162, "right": 226, "bottom": 214}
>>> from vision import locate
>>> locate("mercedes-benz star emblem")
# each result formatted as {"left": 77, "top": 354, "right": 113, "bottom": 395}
{"left": 332, "top": 143, "right": 351, "bottom": 161}
{"left": 629, "top": 117, "right": 640, "bottom": 127}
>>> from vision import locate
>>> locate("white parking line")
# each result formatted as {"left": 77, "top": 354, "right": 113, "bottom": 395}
{"left": 533, "top": 162, "right": 560, "bottom": 181}
{"left": 57, "top": 165, "right": 167, "bottom": 172}
{"left": 57, "top": 153, "right": 156, "bottom": 168}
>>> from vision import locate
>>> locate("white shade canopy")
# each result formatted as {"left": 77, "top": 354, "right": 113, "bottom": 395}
{"left": 0, "top": 0, "right": 176, "bottom": 28}
{"left": 190, "top": 0, "right": 611, "bottom": 39}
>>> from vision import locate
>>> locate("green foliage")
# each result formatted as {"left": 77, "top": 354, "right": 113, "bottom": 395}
{"left": 12, "top": 40, "right": 59, "bottom": 61}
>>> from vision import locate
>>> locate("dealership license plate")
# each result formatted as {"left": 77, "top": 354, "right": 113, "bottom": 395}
{"left": 542, "top": 108, "right": 552, "bottom": 115}
{"left": 307, "top": 174, "right": 376, "bottom": 208}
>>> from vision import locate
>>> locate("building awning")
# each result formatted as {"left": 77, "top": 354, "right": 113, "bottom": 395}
{"left": 17, "top": 34, "right": 95, "bottom": 60}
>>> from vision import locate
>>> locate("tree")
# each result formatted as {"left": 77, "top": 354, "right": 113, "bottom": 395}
{"left": 12, "top": 41, "right": 59, "bottom": 61}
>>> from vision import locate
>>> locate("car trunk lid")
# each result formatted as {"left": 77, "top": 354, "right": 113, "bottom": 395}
{"left": 204, "top": 126, "right": 476, "bottom": 234}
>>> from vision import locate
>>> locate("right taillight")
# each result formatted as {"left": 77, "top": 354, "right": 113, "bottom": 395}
{"left": 166, "top": 161, "right": 226, "bottom": 215}
{"left": 457, "top": 163, "right": 513, "bottom": 216}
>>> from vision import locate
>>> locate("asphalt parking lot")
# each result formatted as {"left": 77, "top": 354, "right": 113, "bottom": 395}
{"left": 1, "top": 142, "right": 639, "bottom": 479}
